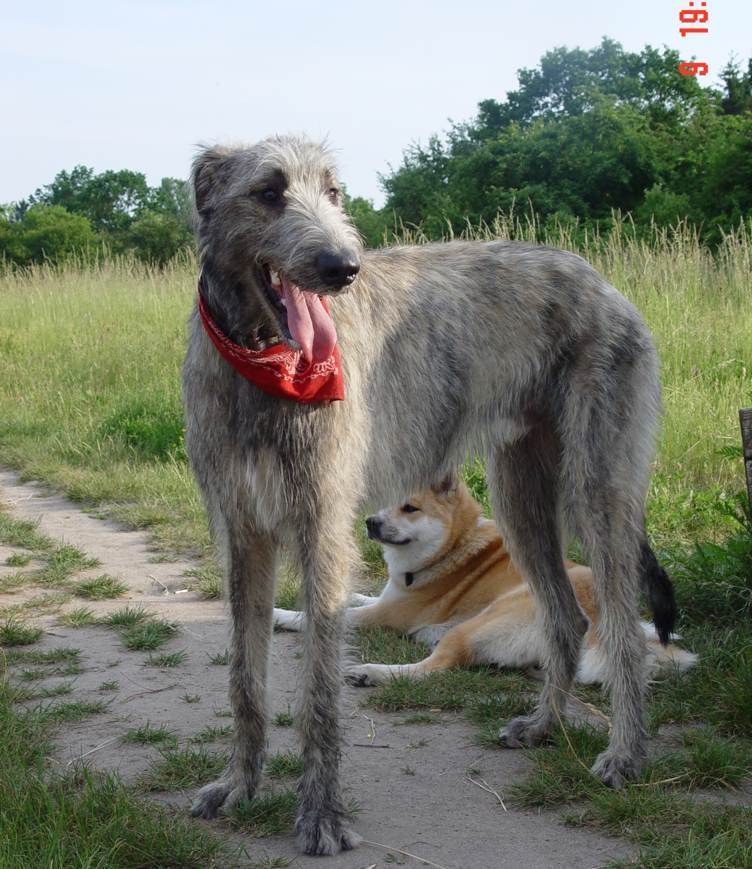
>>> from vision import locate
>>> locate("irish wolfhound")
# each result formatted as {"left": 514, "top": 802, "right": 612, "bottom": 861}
{"left": 183, "top": 135, "right": 669, "bottom": 855}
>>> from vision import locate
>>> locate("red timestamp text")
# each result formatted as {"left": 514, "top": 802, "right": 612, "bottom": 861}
{"left": 678, "top": 2, "right": 709, "bottom": 77}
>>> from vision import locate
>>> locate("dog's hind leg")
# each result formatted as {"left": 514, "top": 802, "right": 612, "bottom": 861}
{"left": 489, "top": 426, "right": 589, "bottom": 748}
{"left": 294, "top": 501, "right": 362, "bottom": 856}
{"left": 562, "top": 344, "right": 660, "bottom": 787}
{"left": 192, "top": 525, "right": 277, "bottom": 818}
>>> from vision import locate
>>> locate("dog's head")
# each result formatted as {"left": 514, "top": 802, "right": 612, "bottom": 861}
{"left": 365, "top": 473, "right": 483, "bottom": 573}
{"left": 192, "top": 136, "right": 363, "bottom": 361}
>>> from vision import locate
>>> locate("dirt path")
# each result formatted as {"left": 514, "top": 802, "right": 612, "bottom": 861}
{"left": 0, "top": 469, "right": 634, "bottom": 868}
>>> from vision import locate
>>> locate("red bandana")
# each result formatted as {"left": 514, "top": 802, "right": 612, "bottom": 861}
{"left": 197, "top": 292, "right": 345, "bottom": 404}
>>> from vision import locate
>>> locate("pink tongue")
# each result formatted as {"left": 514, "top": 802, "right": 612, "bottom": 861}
{"left": 280, "top": 276, "right": 337, "bottom": 363}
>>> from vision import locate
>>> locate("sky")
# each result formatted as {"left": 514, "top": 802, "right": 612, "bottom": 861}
{"left": 2, "top": 0, "right": 750, "bottom": 208}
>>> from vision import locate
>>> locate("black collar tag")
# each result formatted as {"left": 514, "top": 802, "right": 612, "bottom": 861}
{"left": 405, "top": 572, "right": 414, "bottom": 587}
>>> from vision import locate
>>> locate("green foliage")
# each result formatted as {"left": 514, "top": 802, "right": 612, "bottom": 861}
{"left": 0, "top": 205, "right": 97, "bottom": 266}
{"left": 0, "top": 618, "right": 42, "bottom": 647}
{"left": 99, "top": 396, "right": 186, "bottom": 462}
{"left": 371, "top": 40, "right": 752, "bottom": 245}
{"left": 0, "top": 680, "right": 235, "bottom": 867}
{"left": 3, "top": 166, "right": 192, "bottom": 267}
{"left": 140, "top": 746, "right": 228, "bottom": 791}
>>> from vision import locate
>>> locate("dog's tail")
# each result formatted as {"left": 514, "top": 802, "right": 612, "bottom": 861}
{"left": 639, "top": 541, "right": 677, "bottom": 646}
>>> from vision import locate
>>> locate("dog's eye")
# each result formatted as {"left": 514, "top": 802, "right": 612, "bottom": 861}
{"left": 258, "top": 188, "right": 280, "bottom": 204}
{"left": 328, "top": 187, "right": 340, "bottom": 204}
{"left": 401, "top": 504, "right": 419, "bottom": 513}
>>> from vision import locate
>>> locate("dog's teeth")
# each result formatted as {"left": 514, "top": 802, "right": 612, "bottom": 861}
{"left": 269, "top": 270, "right": 281, "bottom": 287}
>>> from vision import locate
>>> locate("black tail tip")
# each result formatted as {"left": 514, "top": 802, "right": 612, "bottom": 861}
{"left": 640, "top": 543, "right": 677, "bottom": 646}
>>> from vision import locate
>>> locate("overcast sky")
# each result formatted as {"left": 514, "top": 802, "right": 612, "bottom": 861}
{"left": 2, "top": 0, "right": 750, "bottom": 208}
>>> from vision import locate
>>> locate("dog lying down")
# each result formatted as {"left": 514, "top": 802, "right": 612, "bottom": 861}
{"left": 274, "top": 478, "right": 697, "bottom": 685}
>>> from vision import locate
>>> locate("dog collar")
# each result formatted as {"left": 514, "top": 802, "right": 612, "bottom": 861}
{"left": 197, "top": 283, "right": 345, "bottom": 404}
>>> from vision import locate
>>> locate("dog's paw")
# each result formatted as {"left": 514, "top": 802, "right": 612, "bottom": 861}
{"left": 591, "top": 749, "right": 643, "bottom": 789}
{"left": 344, "top": 664, "right": 382, "bottom": 687}
{"left": 498, "top": 714, "right": 552, "bottom": 749}
{"left": 296, "top": 811, "right": 362, "bottom": 856}
{"left": 191, "top": 778, "right": 251, "bottom": 819}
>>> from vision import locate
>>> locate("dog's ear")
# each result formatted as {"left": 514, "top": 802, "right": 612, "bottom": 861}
{"left": 192, "top": 146, "right": 231, "bottom": 212}
{"left": 432, "top": 470, "right": 459, "bottom": 496}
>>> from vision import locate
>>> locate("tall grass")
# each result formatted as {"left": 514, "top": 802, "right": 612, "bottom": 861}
{"left": 0, "top": 222, "right": 750, "bottom": 553}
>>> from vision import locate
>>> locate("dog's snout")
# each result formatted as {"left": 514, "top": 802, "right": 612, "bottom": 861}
{"left": 365, "top": 516, "right": 381, "bottom": 539}
{"left": 316, "top": 251, "right": 360, "bottom": 287}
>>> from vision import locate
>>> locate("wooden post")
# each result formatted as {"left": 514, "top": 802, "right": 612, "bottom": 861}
{"left": 741, "top": 408, "right": 752, "bottom": 514}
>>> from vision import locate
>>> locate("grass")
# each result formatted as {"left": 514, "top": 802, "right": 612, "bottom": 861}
{"left": 33, "top": 544, "right": 99, "bottom": 585}
{"left": 57, "top": 607, "right": 98, "bottom": 628}
{"left": 38, "top": 700, "right": 108, "bottom": 723}
{"left": 145, "top": 649, "right": 187, "bottom": 667}
{"left": 4, "top": 238, "right": 744, "bottom": 553}
{"left": 227, "top": 790, "right": 298, "bottom": 837}
{"left": 5, "top": 552, "right": 32, "bottom": 567}
{"left": 0, "top": 679, "right": 239, "bottom": 867}
{"left": 120, "top": 618, "right": 178, "bottom": 651}
{"left": 191, "top": 724, "right": 233, "bottom": 744}
{"left": 567, "top": 790, "right": 752, "bottom": 868}
{"left": 0, "top": 233, "right": 750, "bottom": 857}
{"left": 208, "top": 648, "right": 230, "bottom": 665}
{"left": 73, "top": 574, "right": 127, "bottom": 600}
{"left": 272, "top": 710, "right": 294, "bottom": 727}
{"left": 123, "top": 722, "right": 178, "bottom": 748}
{"left": 266, "top": 751, "right": 304, "bottom": 779}
{"left": 140, "top": 746, "right": 228, "bottom": 791}
{"left": 4, "top": 647, "right": 80, "bottom": 665}
{"left": 0, "top": 618, "right": 42, "bottom": 646}
{"left": 102, "top": 605, "right": 150, "bottom": 627}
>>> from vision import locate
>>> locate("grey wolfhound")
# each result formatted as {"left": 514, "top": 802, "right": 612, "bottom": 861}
{"left": 183, "top": 135, "right": 671, "bottom": 855}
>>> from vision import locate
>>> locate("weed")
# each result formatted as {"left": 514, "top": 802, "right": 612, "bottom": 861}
{"left": 186, "top": 562, "right": 222, "bottom": 599}
{"left": 140, "top": 747, "right": 228, "bottom": 791}
{"left": 266, "top": 752, "right": 304, "bottom": 779}
{"left": 227, "top": 790, "right": 298, "bottom": 837}
{"left": 0, "top": 618, "right": 42, "bottom": 647}
{"left": 58, "top": 607, "right": 98, "bottom": 628}
{"left": 38, "top": 700, "right": 108, "bottom": 723}
{"left": 272, "top": 710, "right": 294, "bottom": 727}
{"left": 191, "top": 725, "right": 233, "bottom": 744}
{"left": 5, "top": 552, "right": 32, "bottom": 567}
{"left": 145, "top": 650, "right": 187, "bottom": 668}
{"left": 34, "top": 545, "right": 98, "bottom": 585}
{"left": 74, "top": 574, "right": 127, "bottom": 600}
{"left": 121, "top": 619, "right": 177, "bottom": 651}
{"left": 0, "top": 512, "right": 52, "bottom": 552}
{"left": 5, "top": 647, "right": 80, "bottom": 665}
{"left": 182, "top": 693, "right": 201, "bottom": 704}
{"left": 123, "top": 723, "right": 178, "bottom": 748}
{"left": 208, "top": 648, "right": 230, "bottom": 665}
{"left": 102, "top": 605, "right": 151, "bottom": 628}
{"left": 97, "top": 680, "right": 119, "bottom": 692}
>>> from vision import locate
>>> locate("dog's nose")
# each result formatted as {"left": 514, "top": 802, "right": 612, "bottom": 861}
{"left": 316, "top": 252, "right": 360, "bottom": 287}
{"left": 365, "top": 516, "right": 380, "bottom": 539}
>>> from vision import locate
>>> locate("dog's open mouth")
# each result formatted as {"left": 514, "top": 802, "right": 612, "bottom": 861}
{"left": 258, "top": 265, "right": 337, "bottom": 364}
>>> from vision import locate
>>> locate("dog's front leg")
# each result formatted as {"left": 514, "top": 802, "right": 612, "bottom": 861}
{"left": 192, "top": 528, "right": 276, "bottom": 819}
{"left": 294, "top": 516, "right": 362, "bottom": 856}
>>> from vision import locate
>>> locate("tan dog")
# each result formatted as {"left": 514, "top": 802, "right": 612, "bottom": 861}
{"left": 274, "top": 478, "right": 696, "bottom": 685}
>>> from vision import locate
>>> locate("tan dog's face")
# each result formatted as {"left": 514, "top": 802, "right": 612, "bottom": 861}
{"left": 365, "top": 478, "right": 462, "bottom": 571}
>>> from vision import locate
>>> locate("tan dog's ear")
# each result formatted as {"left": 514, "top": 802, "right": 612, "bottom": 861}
{"left": 432, "top": 470, "right": 459, "bottom": 496}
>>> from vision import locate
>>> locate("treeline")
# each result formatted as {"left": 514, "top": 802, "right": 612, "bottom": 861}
{"left": 0, "top": 168, "right": 192, "bottom": 267}
{"left": 2, "top": 39, "right": 751, "bottom": 267}
{"left": 353, "top": 40, "right": 752, "bottom": 246}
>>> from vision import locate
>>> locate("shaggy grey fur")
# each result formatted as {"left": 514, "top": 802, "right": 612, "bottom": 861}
{"left": 183, "top": 135, "right": 661, "bottom": 855}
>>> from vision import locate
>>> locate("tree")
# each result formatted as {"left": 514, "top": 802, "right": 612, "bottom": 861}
{"left": 0, "top": 205, "right": 97, "bottom": 266}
